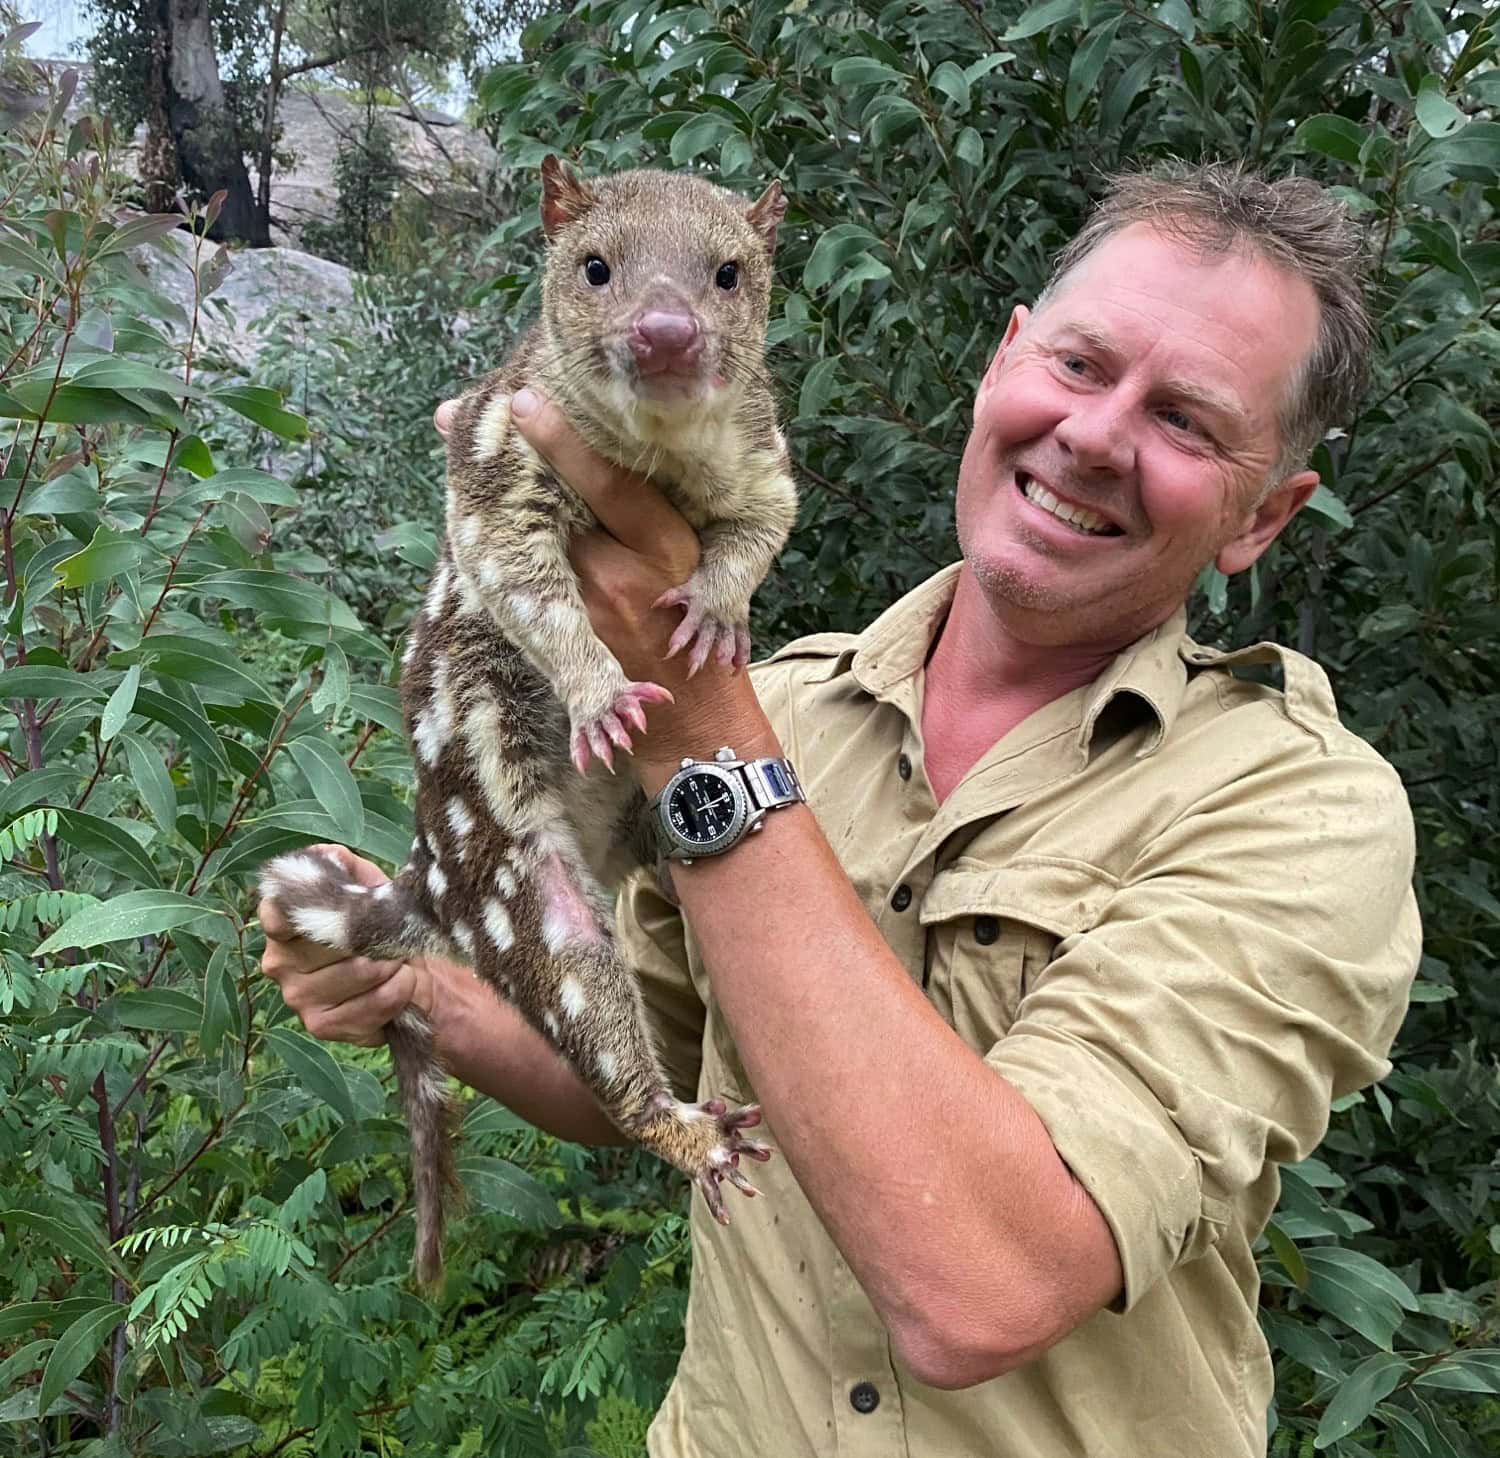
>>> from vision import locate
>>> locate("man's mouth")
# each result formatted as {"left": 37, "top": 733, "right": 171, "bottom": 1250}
{"left": 1014, "top": 470, "right": 1122, "bottom": 537}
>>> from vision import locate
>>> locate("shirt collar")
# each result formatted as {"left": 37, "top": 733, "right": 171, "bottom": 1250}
{"left": 831, "top": 563, "right": 1191, "bottom": 760}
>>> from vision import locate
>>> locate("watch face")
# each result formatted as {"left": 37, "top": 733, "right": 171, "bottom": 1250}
{"left": 668, "top": 771, "right": 740, "bottom": 844}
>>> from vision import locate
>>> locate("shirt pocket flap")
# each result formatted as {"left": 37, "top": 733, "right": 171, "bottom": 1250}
{"left": 919, "top": 857, "right": 1118, "bottom": 939}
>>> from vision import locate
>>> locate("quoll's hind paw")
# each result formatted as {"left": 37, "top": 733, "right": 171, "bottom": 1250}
{"left": 569, "top": 681, "right": 674, "bottom": 774}
{"left": 693, "top": 1098, "right": 774, "bottom": 1226}
{"left": 654, "top": 586, "right": 752, "bottom": 677}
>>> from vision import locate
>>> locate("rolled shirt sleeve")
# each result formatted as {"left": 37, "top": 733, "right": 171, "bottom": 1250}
{"left": 987, "top": 748, "right": 1421, "bottom": 1310}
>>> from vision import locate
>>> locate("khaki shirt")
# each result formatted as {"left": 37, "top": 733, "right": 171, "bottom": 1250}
{"left": 619, "top": 564, "right": 1420, "bottom": 1458}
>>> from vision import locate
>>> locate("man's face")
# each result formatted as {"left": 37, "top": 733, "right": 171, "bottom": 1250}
{"left": 954, "top": 223, "right": 1321, "bottom": 648}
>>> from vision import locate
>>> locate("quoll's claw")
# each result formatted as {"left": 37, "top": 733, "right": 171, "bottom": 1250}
{"left": 691, "top": 1098, "right": 771, "bottom": 1224}
{"left": 570, "top": 681, "right": 675, "bottom": 774}
{"left": 654, "top": 586, "right": 751, "bottom": 679}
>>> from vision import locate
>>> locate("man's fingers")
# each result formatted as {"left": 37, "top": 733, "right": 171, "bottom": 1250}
{"left": 434, "top": 399, "right": 458, "bottom": 441}
{"left": 510, "top": 389, "right": 699, "bottom": 572}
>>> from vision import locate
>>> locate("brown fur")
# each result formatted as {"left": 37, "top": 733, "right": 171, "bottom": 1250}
{"left": 260, "top": 160, "right": 797, "bottom": 1290}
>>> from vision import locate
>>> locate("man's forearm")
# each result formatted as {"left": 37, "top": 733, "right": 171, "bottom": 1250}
{"left": 427, "top": 956, "right": 626, "bottom": 1147}
{"left": 636, "top": 706, "right": 1121, "bottom": 1386}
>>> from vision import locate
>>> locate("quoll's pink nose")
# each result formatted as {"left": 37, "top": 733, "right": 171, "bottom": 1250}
{"left": 630, "top": 310, "right": 703, "bottom": 371}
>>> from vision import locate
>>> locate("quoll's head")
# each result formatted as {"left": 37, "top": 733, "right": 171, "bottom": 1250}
{"left": 537, "top": 155, "right": 786, "bottom": 409}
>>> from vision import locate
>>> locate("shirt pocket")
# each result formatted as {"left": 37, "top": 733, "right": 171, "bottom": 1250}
{"left": 919, "top": 858, "right": 1118, "bottom": 1050}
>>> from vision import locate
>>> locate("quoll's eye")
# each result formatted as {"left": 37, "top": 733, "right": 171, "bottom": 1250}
{"left": 584, "top": 256, "right": 611, "bottom": 286}
{"left": 715, "top": 261, "right": 739, "bottom": 291}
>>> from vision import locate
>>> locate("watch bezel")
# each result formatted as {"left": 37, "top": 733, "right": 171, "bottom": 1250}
{"left": 657, "top": 762, "right": 750, "bottom": 857}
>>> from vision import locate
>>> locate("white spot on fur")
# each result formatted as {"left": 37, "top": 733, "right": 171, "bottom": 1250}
{"left": 374, "top": 883, "right": 394, "bottom": 900}
{"left": 291, "top": 904, "right": 349, "bottom": 949}
{"left": 543, "top": 1011, "right": 561, "bottom": 1040}
{"left": 479, "top": 558, "right": 504, "bottom": 591}
{"left": 559, "top": 976, "right": 587, "bottom": 1019}
{"left": 450, "top": 920, "right": 475, "bottom": 957}
{"left": 597, "top": 1050, "right": 618, "bottom": 1082}
{"left": 456, "top": 575, "right": 486, "bottom": 617}
{"left": 494, "top": 864, "right": 518, "bottom": 898}
{"left": 447, "top": 797, "right": 474, "bottom": 839}
{"left": 508, "top": 591, "right": 539, "bottom": 624}
{"left": 482, "top": 898, "right": 514, "bottom": 952}
{"left": 458, "top": 514, "right": 482, "bottom": 548}
{"left": 347, "top": 884, "right": 368, "bottom": 895}
{"left": 270, "top": 853, "right": 326, "bottom": 888}
{"left": 427, "top": 862, "right": 448, "bottom": 901}
{"left": 462, "top": 700, "right": 562, "bottom": 835}
{"left": 418, "top": 1069, "right": 448, "bottom": 1106}
{"left": 470, "top": 392, "right": 513, "bottom": 462}
{"left": 401, "top": 635, "right": 417, "bottom": 669}
{"left": 413, "top": 657, "right": 455, "bottom": 767}
{"left": 427, "top": 559, "right": 454, "bottom": 621}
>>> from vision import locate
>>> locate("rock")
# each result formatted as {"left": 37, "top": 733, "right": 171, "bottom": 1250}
{"left": 136, "top": 235, "right": 357, "bottom": 369}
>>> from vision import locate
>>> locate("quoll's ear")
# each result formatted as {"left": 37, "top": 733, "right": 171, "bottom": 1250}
{"left": 745, "top": 179, "right": 788, "bottom": 252}
{"left": 540, "top": 154, "right": 595, "bottom": 238}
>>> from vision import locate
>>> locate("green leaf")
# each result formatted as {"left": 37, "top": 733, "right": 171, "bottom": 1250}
{"left": 1066, "top": 17, "right": 1126, "bottom": 119}
{"left": 53, "top": 526, "right": 151, "bottom": 589}
{"left": 172, "top": 434, "right": 216, "bottom": 478}
{"left": 310, "top": 642, "right": 351, "bottom": 715}
{"left": 457, "top": 1155, "right": 562, "bottom": 1229}
{"left": 1301, "top": 1246, "right": 1417, "bottom": 1349}
{"left": 121, "top": 733, "right": 178, "bottom": 833}
{"left": 132, "top": 687, "right": 232, "bottom": 774}
{"left": 33, "top": 889, "right": 230, "bottom": 954}
{"left": 37, "top": 1302, "right": 125, "bottom": 1422}
{"left": 829, "top": 57, "right": 907, "bottom": 88}
{"left": 210, "top": 385, "right": 309, "bottom": 441}
{"left": 121, "top": 635, "right": 272, "bottom": 703}
{"left": 374, "top": 521, "right": 437, "bottom": 571}
{"left": 114, "top": 986, "right": 203, "bottom": 1031}
{"left": 13, "top": 471, "right": 101, "bottom": 517}
{"left": 797, "top": 357, "right": 842, "bottom": 421}
{"left": 100, "top": 663, "right": 141, "bottom": 741}
{"left": 954, "top": 126, "right": 986, "bottom": 168}
{"left": 0, "top": 1210, "right": 118, "bottom": 1277}
{"left": 929, "top": 60, "right": 971, "bottom": 110}
{"left": 667, "top": 112, "right": 738, "bottom": 165}
{"left": 1415, "top": 1350, "right": 1500, "bottom": 1394}
{"left": 1293, "top": 114, "right": 1369, "bottom": 165}
{"left": 1263, "top": 1221, "right": 1308, "bottom": 1289}
{"left": 1003, "top": 0, "right": 1081, "bottom": 41}
{"left": 287, "top": 736, "right": 366, "bottom": 843}
{"left": 263, "top": 1027, "right": 357, "bottom": 1124}
{"left": 52, "top": 808, "right": 161, "bottom": 887}
{"left": 1314, "top": 1351, "right": 1409, "bottom": 1447}
{"left": 200, "top": 944, "right": 241, "bottom": 1057}
{"left": 0, "top": 666, "right": 107, "bottom": 704}
{"left": 193, "top": 570, "right": 362, "bottom": 631}
{"left": 803, "top": 223, "right": 883, "bottom": 293}
{"left": 1302, "top": 484, "right": 1355, "bottom": 530}
{"left": 1414, "top": 76, "right": 1467, "bottom": 139}
{"left": 95, "top": 212, "right": 183, "bottom": 257}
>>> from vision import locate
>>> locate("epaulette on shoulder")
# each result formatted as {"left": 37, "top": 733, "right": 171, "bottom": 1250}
{"left": 763, "top": 631, "right": 859, "bottom": 664}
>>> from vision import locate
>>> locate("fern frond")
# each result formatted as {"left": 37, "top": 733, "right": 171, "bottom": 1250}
{"left": 0, "top": 808, "right": 57, "bottom": 862}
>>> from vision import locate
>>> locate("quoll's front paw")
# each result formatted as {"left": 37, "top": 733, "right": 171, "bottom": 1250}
{"left": 655, "top": 582, "right": 751, "bottom": 676}
{"left": 569, "top": 680, "right": 675, "bottom": 774}
{"left": 693, "top": 1098, "right": 773, "bottom": 1225}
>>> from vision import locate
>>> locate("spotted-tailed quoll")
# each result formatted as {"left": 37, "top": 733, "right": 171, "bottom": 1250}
{"left": 259, "top": 157, "right": 798, "bottom": 1290}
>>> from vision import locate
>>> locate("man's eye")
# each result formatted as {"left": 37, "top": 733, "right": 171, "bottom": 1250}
{"left": 1162, "top": 407, "right": 1198, "bottom": 433}
{"left": 1061, "top": 354, "right": 1090, "bottom": 375}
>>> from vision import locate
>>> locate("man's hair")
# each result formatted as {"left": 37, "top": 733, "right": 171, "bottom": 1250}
{"left": 1037, "top": 159, "right": 1373, "bottom": 484}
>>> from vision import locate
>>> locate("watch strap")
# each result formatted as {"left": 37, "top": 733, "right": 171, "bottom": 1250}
{"left": 740, "top": 756, "right": 805, "bottom": 812}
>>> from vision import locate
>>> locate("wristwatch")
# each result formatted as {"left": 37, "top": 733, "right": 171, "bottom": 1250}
{"left": 649, "top": 746, "right": 806, "bottom": 864}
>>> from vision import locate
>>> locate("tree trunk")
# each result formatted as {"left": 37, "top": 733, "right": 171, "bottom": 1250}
{"left": 138, "top": 0, "right": 179, "bottom": 215}
{"left": 256, "top": 0, "right": 289, "bottom": 232}
{"left": 164, "top": 0, "right": 268, "bottom": 244}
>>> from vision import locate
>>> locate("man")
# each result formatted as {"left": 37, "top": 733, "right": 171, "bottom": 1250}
{"left": 262, "top": 161, "right": 1420, "bottom": 1456}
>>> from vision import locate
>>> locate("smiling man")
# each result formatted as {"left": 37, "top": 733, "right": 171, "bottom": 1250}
{"left": 262, "top": 162, "right": 1421, "bottom": 1457}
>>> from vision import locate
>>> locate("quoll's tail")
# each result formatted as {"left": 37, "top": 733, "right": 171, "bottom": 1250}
{"left": 257, "top": 849, "right": 444, "bottom": 962}
{"left": 388, "top": 1005, "right": 464, "bottom": 1293}
{"left": 258, "top": 847, "right": 462, "bottom": 1291}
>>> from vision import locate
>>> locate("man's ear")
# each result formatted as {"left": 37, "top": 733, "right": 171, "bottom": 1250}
{"left": 1217, "top": 469, "right": 1320, "bottom": 576}
{"left": 975, "top": 305, "right": 1031, "bottom": 409}
{"left": 540, "top": 154, "right": 595, "bottom": 238}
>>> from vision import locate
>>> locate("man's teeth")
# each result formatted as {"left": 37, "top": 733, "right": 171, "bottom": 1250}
{"left": 1019, "top": 475, "right": 1115, "bottom": 535}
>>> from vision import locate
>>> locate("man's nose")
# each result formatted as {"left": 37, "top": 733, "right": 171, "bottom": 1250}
{"left": 1054, "top": 392, "right": 1135, "bottom": 475}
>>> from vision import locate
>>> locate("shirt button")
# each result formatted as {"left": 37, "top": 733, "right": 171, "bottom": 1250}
{"left": 897, "top": 752, "right": 912, "bottom": 781}
{"left": 974, "top": 915, "right": 999, "bottom": 945}
{"left": 850, "top": 1381, "right": 880, "bottom": 1414}
{"left": 890, "top": 883, "right": 912, "bottom": 912}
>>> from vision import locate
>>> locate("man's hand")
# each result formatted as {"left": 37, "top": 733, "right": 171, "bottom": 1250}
{"left": 434, "top": 390, "right": 772, "bottom": 772}
{"left": 259, "top": 844, "right": 432, "bottom": 1047}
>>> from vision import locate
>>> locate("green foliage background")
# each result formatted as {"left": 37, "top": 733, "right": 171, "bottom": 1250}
{"left": 1, "top": 0, "right": 1498, "bottom": 1454}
